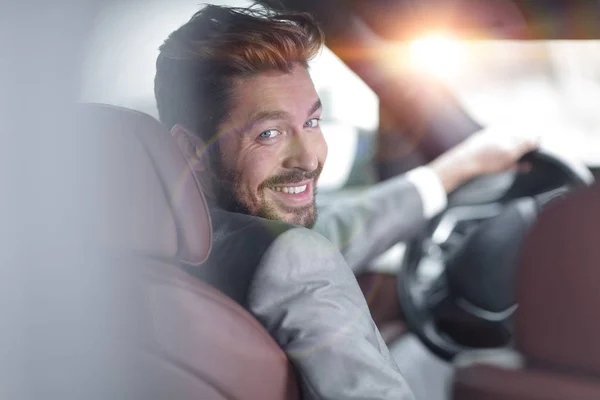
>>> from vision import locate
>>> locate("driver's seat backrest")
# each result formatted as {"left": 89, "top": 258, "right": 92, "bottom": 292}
{"left": 70, "top": 103, "right": 300, "bottom": 400}
{"left": 453, "top": 362, "right": 600, "bottom": 400}
{"left": 452, "top": 185, "right": 600, "bottom": 400}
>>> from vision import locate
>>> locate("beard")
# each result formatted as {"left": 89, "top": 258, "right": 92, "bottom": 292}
{"left": 210, "top": 159, "right": 322, "bottom": 228}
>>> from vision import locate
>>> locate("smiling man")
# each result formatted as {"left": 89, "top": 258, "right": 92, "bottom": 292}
{"left": 209, "top": 66, "right": 326, "bottom": 227}
{"left": 154, "top": 4, "right": 536, "bottom": 400}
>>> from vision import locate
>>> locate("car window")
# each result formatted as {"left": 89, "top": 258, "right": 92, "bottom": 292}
{"left": 309, "top": 47, "right": 379, "bottom": 191}
{"left": 405, "top": 36, "right": 600, "bottom": 166}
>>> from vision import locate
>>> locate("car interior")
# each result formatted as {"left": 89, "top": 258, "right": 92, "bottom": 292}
{"left": 74, "top": 103, "right": 302, "bottom": 399}
{"left": 5, "top": 0, "right": 600, "bottom": 399}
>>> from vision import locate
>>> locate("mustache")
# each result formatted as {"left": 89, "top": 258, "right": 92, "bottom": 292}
{"left": 261, "top": 166, "right": 322, "bottom": 188}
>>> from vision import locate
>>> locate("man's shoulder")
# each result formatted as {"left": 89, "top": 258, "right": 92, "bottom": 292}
{"left": 209, "top": 207, "right": 295, "bottom": 244}
{"left": 196, "top": 208, "right": 321, "bottom": 305}
{"left": 210, "top": 209, "right": 337, "bottom": 259}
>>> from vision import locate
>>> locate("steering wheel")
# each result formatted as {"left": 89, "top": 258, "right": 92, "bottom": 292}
{"left": 398, "top": 149, "right": 594, "bottom": 361}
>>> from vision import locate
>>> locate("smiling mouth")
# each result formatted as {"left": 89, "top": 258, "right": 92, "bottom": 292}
{"left": 267, "top": 181, "right": 314, "bottom": 207}
{"left": 271, "top": 184, "right": 308, "bottom": 194}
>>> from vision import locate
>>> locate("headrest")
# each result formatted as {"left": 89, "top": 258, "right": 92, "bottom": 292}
{"left": 73, "top": 103, "right": 211, "bottom": 265}
{"left": 515, "top": 184, "right": 600, "bottom": 376}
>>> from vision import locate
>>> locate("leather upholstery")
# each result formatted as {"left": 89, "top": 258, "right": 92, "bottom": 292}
{"left": 452, "top": 185, "right": 600, "bottom": 400}
{"left": 140, "top": 261, "right": 301, "bottom": 400}
{"left": 357, "top": 272, "right": 407, "bottom": 344}
{"left": 454, "top": 364, "right": 600, "bottom": 400}
{"left": 516, "top": 185, "right": 600, "bottom": 376}
{"left": 74, "top": 103, "right": 211, "bottom": 265}
{"left": 73, "top": 103, "right": 299, "bottom": 399}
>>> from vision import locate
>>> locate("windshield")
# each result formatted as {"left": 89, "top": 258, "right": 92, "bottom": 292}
{"left": 408, "top": 38, "right": 600, "bottom": 166}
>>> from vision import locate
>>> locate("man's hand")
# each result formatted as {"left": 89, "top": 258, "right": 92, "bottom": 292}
{"left": 429, "top": 128, "right": 540, "bottom": 193}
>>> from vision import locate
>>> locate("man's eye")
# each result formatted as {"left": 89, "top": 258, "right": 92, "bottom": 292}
{"left": 258, "top": 129, "right": 281, "bottom": 140}
{"left": 304, "top": 118, "right": 320, "bottom": 128}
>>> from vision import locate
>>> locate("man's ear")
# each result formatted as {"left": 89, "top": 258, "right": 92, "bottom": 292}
{"left": 170, "top": 124, "right": 217, "bottom": 198}
{"left": 170, "top": 124, "right": 209, "bottom": 172}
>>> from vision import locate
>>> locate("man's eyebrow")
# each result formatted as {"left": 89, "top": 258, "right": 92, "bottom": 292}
{"left": 239, "top": 98, "right": 323, "bottom": 134}
{"left": 248, "top": 110, "right": 289, "bottom": 126}
{"left": 232, "top": 110, "right": 288, "bottom": 135}
{"left": 249, "top": 99, "right": 321, "bottom": 124}
{"left": 308, "top": 99, "right": 322, "bottom": 116}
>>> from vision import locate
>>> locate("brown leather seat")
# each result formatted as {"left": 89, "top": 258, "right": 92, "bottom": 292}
{"left": 59, "top": 103, "right": 300, "bottom": 399}
{"left": 357, "top": 272, "right": 408, "bottom": 344}
{"left": 453, "top": 185, "right": 600, "bottom": 400}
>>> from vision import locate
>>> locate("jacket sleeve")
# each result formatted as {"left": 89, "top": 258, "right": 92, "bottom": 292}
{"left": 247, "top": 228, "right": 416, "bottom": 400}
{"left": 314, "top": 174, "right": 428, "bottom": 274}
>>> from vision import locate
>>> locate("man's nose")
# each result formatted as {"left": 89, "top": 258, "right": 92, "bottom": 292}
{"left": 281, "top": 134, "right": 319, "bottom": 172}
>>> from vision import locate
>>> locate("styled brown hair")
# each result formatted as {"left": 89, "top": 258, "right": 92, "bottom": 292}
{"left": 154, "top": 4, "right": 324, "bottom": 144}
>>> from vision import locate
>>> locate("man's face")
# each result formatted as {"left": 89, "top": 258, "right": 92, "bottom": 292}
{"left": 211, "top": 63, "right": 327, "bottom": 227}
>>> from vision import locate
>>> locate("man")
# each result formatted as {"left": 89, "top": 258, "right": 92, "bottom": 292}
{"left": 154, "top": 5, "right": 537, "bottom": 399}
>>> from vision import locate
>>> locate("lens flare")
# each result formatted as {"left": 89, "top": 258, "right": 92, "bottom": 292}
{"left": 409, "top": 33, "right": 466, "bottom": 80}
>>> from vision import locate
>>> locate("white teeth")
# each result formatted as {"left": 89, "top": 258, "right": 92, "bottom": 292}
{"left": 296, "top": 185, "right": 307, "bottom": 194}
{"left": 272, "top": 185, "right": 308, "bottom": 194}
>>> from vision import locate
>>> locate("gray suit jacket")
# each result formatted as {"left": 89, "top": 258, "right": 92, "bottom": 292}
{"left": 315, "top": 174, "right": 427, "bottom": 273}
{"left": 193, "top": 175, "right": 424, "bottom": 400}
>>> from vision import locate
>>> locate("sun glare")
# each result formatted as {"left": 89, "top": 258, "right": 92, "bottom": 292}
{"left": 409, "top": 33, "right": 466, "bottom": 80}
